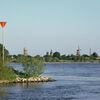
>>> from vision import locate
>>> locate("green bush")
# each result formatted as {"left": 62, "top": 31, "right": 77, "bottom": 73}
{"left": 22, "top": 58, "right": 45, "bottom": 77}
{"left": 17, "top": 71, "right": 30, "bottom": 78}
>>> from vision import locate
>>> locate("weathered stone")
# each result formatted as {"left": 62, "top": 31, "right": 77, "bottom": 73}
{"left": 0, "top": 76, "right": 56, "bottom": 84}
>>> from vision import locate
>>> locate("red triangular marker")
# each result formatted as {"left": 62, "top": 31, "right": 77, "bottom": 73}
{"left": 0, "top": 22, "right": 7, "bottom": 28}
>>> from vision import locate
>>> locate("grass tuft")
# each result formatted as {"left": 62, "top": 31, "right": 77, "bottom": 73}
{"left": 0, "top": 62, "right": 16, "bottom": 81}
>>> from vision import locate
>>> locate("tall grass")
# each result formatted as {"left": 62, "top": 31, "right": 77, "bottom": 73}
{"left": 0, "top": 61, "right": 16, "bottom": 80}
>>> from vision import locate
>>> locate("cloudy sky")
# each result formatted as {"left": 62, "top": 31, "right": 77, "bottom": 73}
{"left": 0, "top": 0, "right": 100, "bottom": 56}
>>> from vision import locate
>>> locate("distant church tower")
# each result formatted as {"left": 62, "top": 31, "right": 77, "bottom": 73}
{"left": 76, "top": 45, "right": 80, "bottom": 56}
{"left": 50, "top": 50, "right": 53, "bottom": 56}
{"left": 24, "top": 48, "right": 27, "bottom": 56}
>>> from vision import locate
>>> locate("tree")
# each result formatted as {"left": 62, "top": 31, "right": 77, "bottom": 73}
{"left": 0, "top": 44, "right": 9, "bottom": 59}
{"left": 52, "top": 57, "right": 59, "bottom": 62}
{"left": 91, "top": 52, "right": 98, "bottom": 58}
{"left": 82, "top": 54, "right": 89, "bottom": 57}
{"left": 13, "top": 55, "right": 17, "bottom": 59}
{"left": 34, "top": 55, "right": 41, "bottom": 60}
{"left": 22, "top": 58, "right": 45, "bottom": 77}
{"left": 45, "top": 57, "right": 52, "bottom": 62}
{"left": 44, "top": 52, "right": 50, "bottom": 57}
{"left": 61, "top": 55, "right": 67, "bottom": 60}
{"left": 66, "top": 55, "right": 70, "bottom": 60}
{"left": 53, "top": 52, "right": 61, "bottom": 59}
{"left": 17, "top": 54, "right": 23, "bottom": 57}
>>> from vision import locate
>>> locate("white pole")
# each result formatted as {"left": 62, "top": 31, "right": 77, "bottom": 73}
{"left": 2, "top": 27, "right": 4, "bottom": 63}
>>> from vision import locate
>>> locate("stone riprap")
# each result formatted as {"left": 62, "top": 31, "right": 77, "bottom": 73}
{"left": 0, "top": 77, "right": 56, "bottom": 84}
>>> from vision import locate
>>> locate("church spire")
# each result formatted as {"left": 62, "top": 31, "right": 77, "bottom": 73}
{"left": 50, "top": 50, "right": 53, "bottom": 56}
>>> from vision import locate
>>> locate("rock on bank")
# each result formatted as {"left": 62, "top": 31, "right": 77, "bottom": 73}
{"left": 0, "top": 77, "right": 56, "bottom": 84}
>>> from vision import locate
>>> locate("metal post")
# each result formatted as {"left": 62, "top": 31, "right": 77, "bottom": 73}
{"left": 2, "top": 27, "right": 4, "bottom": 63}
{"left": 0, "top": 22, "right": 7, "bottom": 63}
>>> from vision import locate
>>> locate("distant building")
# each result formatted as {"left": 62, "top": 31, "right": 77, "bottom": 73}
{"left": 24, "top": 48, "right": 27, "bottom": 56}
{"left": 76, "top": 46, "right": 80, "bottom": 56}
{"left": 50, "top": 50, "right": 53, "bottom": 56}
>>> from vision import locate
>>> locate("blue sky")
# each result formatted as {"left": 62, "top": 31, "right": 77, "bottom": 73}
{"left": 0, "top": 0, "right": 100, "bottom": 56}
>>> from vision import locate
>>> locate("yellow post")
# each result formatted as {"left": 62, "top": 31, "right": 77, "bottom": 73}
{"left": 2, "top": 27, "right": 4, "bottom": 63}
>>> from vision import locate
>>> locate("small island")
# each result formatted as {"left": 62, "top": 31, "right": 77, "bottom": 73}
{"left": 0, "top": 61, "right": 56, "bottom": 84}
{"left": 0, "top": 44, "right": 56, "bottom": 84}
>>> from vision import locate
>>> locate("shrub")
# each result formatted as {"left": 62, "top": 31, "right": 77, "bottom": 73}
{"left": 22, "top": 58, "right": 45, "bottom": 77}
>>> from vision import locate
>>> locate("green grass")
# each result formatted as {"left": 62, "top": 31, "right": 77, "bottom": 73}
{"left": 0, "top": 58, "right": 45, "bottom": 81}
{"left": 0, "top": 62, "right": 16, "bottom": 81}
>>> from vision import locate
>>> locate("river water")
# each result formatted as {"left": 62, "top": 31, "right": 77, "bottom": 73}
{"left": 0, "top": 63, "right": 100, "bottom": 100}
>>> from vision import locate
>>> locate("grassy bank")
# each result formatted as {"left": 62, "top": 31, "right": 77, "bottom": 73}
{"left": 0, "top": 62, "right": 55, "bottom": 83}
{"left": 0, "top": 59, "right": 45, "bottom": 82}
{"left": 0, "top": 62, "right": 16, "bottom": 81}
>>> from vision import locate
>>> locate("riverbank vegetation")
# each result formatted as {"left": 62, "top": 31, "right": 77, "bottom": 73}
{"left": 0, "top": 44, "right": 45, "bottom": 81}
{"left": 9, "top": 51, "right": 100, "bottom": 63}
{"left": 0, "top": 61, "right": 16, "bottom": 80}
{"left": 0, "top": 58, "right": 45, "bottom": 81}
{"left": 0, "top": 43, "right": 99, "bottom": 63}
{"left": 19, "top": 58, "right": 44, "bottom": 78}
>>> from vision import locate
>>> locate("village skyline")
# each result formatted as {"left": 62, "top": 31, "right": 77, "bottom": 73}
{"left": 17, "top": 47, "right": 100, "bottom": 57}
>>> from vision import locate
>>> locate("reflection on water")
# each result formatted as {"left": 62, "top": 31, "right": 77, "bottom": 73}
{"left": 15, "top": 82, "right": 43, "bottom": 88}
{"left": 1, "top": 63, "right": 100, "bottom": 100}
{"left": 0, "top": 90, "right": 7, "bottom": 97}
{"left": 0, "top": 82, "right": 44, "bottom": 100}
{"left": 0, "top": 82, "right": 43, "bottom": 88}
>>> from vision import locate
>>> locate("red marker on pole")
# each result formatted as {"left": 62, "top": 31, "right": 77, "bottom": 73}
{"left": 0, "top": 22, "right": 7, "bottom": 63}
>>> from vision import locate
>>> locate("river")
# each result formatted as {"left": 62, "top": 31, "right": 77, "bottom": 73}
{"left": 0, "top": 63, "right": 100, "bottom": 100}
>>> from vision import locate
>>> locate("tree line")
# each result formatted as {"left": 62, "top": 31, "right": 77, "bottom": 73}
{"left": 43, "top": 51, "right": 99, "bottom": 62}
{"left": 0, "top": 43, "right": 99, "bottom": 63}
{"left": 10, "top": 51, "right": 100, "bottom": 63}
